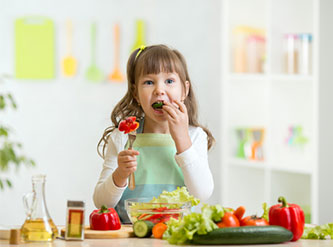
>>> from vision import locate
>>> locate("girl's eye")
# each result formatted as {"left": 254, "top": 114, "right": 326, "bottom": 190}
{"left": 144, "top": 80, "right": 153, "bottom": 85}
{"left": 166, "top": 79, "right": 174, "bottom": 84}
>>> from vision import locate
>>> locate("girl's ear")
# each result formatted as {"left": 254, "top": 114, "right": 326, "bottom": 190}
{"left": 182, "top": 80, "right": 190, "bottom": 101}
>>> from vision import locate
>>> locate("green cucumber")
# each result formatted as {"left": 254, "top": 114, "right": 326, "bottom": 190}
{"left": 192, "top": 226, "right": 293, "bottom": 245}
{"left": 133, "top": 220, "right": 154, "bottom": 238}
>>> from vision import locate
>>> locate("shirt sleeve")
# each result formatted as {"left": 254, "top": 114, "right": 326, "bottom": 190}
{"left": 175, "top": 127, "right": 214, "bottom": 201}
{"left": 93, "top": 129, "right": 127, "bottom": 209}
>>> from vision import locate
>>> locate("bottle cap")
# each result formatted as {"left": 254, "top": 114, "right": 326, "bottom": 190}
{"left": 9, "top": 229, "right": 20, "bottom": 245}
{"left": 67, "top": 200, "right": 85, "bottom": 207}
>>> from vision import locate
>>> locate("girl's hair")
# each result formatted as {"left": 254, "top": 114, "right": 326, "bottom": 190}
{"left": 98, "top": 44, "right": 215, "bottom": 158}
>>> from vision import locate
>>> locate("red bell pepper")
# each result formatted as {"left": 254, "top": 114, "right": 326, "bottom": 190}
{"left": 89, "top": 205, "right": 121, "bottom": 230}
{"left": 269, "top": 196, "right": 305, "bottom": 241}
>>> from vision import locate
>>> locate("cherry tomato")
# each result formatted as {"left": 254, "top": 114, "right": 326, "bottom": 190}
{"left": 240, "top": 215, "right": 269, "bottom": 226}
{"left": 217, "top": 212, "right": 240, "bottom": 228}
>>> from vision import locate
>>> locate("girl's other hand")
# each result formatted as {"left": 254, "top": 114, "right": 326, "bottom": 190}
{"left": 162, "top": 100, "right": 192, "bottom": 154}
{"left": 113, "top": 149, "right": 139, "bottom": 187}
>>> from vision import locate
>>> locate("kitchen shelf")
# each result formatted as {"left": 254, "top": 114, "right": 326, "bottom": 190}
{"left": 220, "top": 0, "right": 327, "bottom": 224}
{"left": 229, "top": 158, "right": 267, "bottom": 170}
{"left": 270, "top": 74, "right": 314, "bottom": 82}
{"left": 270, "top": 164, "right": 313, "bottom": 175}
{"left": 228, "top": 74, "right": 269, "bottom": 81}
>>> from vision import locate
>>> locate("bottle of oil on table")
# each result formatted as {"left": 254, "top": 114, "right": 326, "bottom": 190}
{"left": 20, "top": 174, "right": 58, "bottom": 242}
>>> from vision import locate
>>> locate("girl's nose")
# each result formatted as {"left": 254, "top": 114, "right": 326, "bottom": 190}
{"left": 153, "top": 83, "right": 165, "bottom": 95}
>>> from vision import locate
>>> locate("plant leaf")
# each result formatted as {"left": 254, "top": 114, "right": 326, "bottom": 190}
{"left": 6, "top": 179, "right": 12, "bottom": 187}
{"left": 0, "top": 95, "right": 5, "bottom": 110}
{"left": 0, "top": 126, "right": 9, "bottom": 137}
{"left": 7, "top": 94, "right": 17, "bottom": 109}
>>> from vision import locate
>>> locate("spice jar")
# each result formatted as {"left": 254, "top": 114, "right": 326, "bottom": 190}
{"left": 298, "top": 33, "right": 312, "bottom": 75}
{"left": 284, "top": 34, "right": 299, "bottom": 74}
{"left": 65, "top": 200, "right": 85, "bottom": 240}
{"left": 246, "top": 34, "right": 266, "bottom": 73}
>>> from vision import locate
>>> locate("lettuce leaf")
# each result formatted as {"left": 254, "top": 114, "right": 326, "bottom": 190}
{"left": 150, "top": 187, "right": 200, "bottom": 206}
{"left": 163, "top": 204, "right": 224, "bottom": 245}
{"left": 261, "top": 202, "right": 269, "bottom": 221}
{"left": 302, "top": 223, "right": 333, "bottom": 240}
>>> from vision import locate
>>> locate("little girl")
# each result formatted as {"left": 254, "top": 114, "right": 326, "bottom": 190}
{"left": 93, "top": 44, "right": 215, "bottom": 223}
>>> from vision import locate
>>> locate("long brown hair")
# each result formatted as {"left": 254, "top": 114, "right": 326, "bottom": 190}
{"left": 98, "top": 44, "right": 215, "bottom": 158}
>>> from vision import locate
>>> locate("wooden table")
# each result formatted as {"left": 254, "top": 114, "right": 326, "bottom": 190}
{"left": 1, "top": 239, "right": 333, "bottom": 247}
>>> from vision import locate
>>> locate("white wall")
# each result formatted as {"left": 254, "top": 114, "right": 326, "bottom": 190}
{"left": 318, "top": 0, "right": 333, "bottom": 224}
{"left": 0, "top": 0, "right": 222, "bottom": 226}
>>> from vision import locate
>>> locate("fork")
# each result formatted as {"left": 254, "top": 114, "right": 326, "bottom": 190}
{"left": 128, "top": 132, "right": 136, "bottom": 190}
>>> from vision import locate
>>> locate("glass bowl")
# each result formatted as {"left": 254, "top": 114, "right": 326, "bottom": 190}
{"left": 125, "top": 197, "right": 192, "bottom": 224}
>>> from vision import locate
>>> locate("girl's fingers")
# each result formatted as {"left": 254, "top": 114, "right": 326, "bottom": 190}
{"left": 125, "top": 161, "right": 137, "bottom": 168}
{"left": 162, "top": 101, "right": 179, "bottom": 119}
{"left": 119, "top": 150, "right": 140, "bottom": 156}
{"left": 119, "top": 156, "right": 136, "bottom": 163}
{"left": 162, "top": 106, "right": 177, "bottom": 119}
{"left": 173, "top": 100, "right": 187, "bottom": 113}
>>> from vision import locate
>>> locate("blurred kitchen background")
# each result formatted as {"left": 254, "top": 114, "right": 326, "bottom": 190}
{"left": 1, "top": 0, "right": 332, "bottom": 227}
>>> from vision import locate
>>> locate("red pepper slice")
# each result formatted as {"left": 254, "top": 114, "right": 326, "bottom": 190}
{"left": 269, "top": 196, "right": 305, "bottom": 241}
{"left": 119, "top": 116, "right": 139, "bottom": 134}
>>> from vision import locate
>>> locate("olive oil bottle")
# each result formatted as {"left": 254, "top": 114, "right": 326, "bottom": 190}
{"left": 21, "top": 175, "right": 58, "bottom": 242}
{"left": 21, "top": 218, "right": 58, "bottom": 242}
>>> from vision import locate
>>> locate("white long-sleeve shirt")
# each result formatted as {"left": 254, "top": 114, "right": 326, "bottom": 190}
{"left": 93, "top": 126, "right": 214, "bottom": 208}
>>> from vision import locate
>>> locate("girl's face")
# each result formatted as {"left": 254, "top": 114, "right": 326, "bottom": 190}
{"left": 135, "top": 71, "right": 189, "bottom": 126}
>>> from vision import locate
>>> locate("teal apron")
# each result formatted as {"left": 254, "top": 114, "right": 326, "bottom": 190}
{"left": 115, "top": 132, "right": 185, "bottom": 223}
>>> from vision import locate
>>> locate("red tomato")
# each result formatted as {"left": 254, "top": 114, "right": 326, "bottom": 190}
{"left": 217, "top": 212, "right": 240, "bottom": 228}
{"left": 240, "top": 215, "right": 269, "bottom": 226}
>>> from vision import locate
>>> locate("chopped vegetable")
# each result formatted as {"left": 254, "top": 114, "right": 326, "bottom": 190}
{"left": 152, "top": 101, "right": 164, "bottom": 109}
{"left": 128, "top": 187, "right": 200, "bottom": 224}
{"left": 261, "top": 202, "right": 269, "bottom": 221}
{"left": 152, "top": 222, "right": 168, "bottom": 239}
{"left": 163, "top": 204, "right": 224, "bottom": 245}
{"left": 136, "top": 207, "right": 180, "bottom": 224}
{"left": 233, "top": 206, "right": 246, "bottom": 220}
{"left": 269, "top": 196, "right": 305, "bottom": 241}
{"left": 302, "top": 223, "right": 333, "bottom": 240}
{"left": 150, "top": 187, "right": 200, "bottom": 206}
{"left": 119, "top": 116, "right": 139, "bottom": 134}
{"left": 217, "top": 212, "right": 240, "bottom": 228}
{"left": 133, "top": 220, "right": 154, "bottom": 238}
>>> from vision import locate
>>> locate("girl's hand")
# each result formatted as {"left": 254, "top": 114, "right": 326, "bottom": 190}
{"left": 162, "top": 100, "right": 192, "bottom": 154}
{"left": 113, "top": 149, "right": 139, "bottom": 187}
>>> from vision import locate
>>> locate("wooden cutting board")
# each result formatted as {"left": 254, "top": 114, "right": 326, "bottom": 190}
{"left": 61, "top": 225, "right": 134, "bottom": 239}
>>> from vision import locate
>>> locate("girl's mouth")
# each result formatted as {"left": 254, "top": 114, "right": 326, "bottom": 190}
{"left": 152, "top": 101, "right": 164, "bottom": 110}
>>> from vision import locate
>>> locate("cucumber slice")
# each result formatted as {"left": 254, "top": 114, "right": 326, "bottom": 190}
{"left": 133, "top": 220, "right": 154, "bottom": 238}
{"left": 152, "top": 102, "right": 163, "bottom": 109}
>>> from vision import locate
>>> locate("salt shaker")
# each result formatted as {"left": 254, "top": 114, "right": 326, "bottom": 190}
{"left": 65, "top": 200, "right": 85, "bottom": 240}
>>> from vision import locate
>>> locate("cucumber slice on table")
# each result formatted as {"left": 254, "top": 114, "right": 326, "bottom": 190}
{"left": 192, "top": 226, "right": 293, "bottom": 245}
{"left": 133, "top": 220, "right": 154, "bottom": 238}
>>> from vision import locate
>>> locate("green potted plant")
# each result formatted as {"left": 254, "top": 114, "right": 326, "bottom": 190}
{"left": 0, "top": 75, "right": 35, "bottom": 190}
